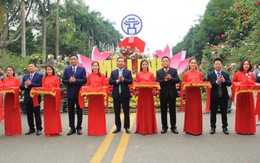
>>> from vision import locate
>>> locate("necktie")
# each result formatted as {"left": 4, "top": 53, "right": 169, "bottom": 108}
{"left": 30, "top": 74, "right": 33, "bottom": 80}
{"left": 165, "top": 69, "right": 168, "bottom": 73}
{"left": 72, "top": 67, "right": 75, "bottom": 75}
{"left": 119, "top": 69, "right": 123, "bottom": 93}
{"left": 217, "top": 72, "right": 222, "bottom": 97}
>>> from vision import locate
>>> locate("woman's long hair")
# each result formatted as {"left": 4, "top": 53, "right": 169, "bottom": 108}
{"left": 91, "top": 61, "right": 101, "bottom": 77}
{"left": 239, "top": 60, "right": 252, "bottom": 72}
{"left": 188, "top": 57, "right": 198, "bottom": 70}
{"left": 139, "top": 59, "right": 149, "bottom": 71}
{"left": 6, "top": 66, "right": 15, "bottom": 77}
{"left": 45, "top": 65, "right": 55, "bottom": 76}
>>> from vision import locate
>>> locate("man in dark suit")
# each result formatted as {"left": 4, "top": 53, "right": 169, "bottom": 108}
{"left": 62, "top": 54, "right": 86, "bottom": 136}
{"left": 207, "top": 58, "right": 231, "bottom": 135}
{"left": 156, "top": 56, "right": 180, "bottom": 134}
{"left": 20, "top": 63, "right": 43, "bottom": 135}
{"left": 109, "top": 57, "right": 133, "bottom": 134}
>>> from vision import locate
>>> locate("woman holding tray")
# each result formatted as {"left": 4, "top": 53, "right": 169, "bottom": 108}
{"left": 232, "top": 60, "right": 256, "bottom": 135}
{"left": 2, "top": 66, "right": 22, "bottom": 136}
{"left": 42, "top": 65, "right": 62, "bottom": 136}
{"left": 135, "top": 59, "right": 158, "bottom": 135}
{"left": 183, "top": 58, "right": 203, "bottom": 135}
{"left": 86, "top": 61, "right": 107, "bottom": 136}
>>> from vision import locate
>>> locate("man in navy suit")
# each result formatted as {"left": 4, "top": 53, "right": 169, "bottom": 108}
{"left": 156, "top": 56, "right": 180, "bottom": 134}
{"left": 207, "top": 58, "right": 231, "bottom": 135}
{"left": 20, "top": 63, "right": 43, "bottom": 135}
{"left": 62, "top": 54, "right": 86, "bottom": 135}
{"left": 109, "top": 57, "right": 133, "bottom": 134}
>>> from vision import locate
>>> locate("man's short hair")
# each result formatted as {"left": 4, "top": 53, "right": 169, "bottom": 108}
{"left": 213, "top": 58, "right": 223, "bottom": 64}
{"left": 69, "top": 54, "right": 78, "bottom": 59}
{"left": 117, "top": 57, "right": 125, "bottom": 62}
{"left": 161, "top": 56, "right": 170, "bottom": 61}
{"left": 28, "top": 62, "right": 37, "bottom": 67}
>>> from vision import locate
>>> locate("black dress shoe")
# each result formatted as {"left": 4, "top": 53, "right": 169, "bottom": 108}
{"left": 36, "top": 130, "right": 42, "bottom": 136}
{"left": 77, "top": 129, "right": 82, "bottom": 135}
{"left": 161, "top": 128, "right": 167, "bottom": 134}
{"left": 210, "top": 128, "right": 216, "bottom": 134}
{"left": 171, "top": 128, "right": 179, "bottom": 134}
{"left": 223, "top": 128, "right": 229, "bottom": 135}
{"left": 125, "top": 128, "right": 131, "bottom": 134}
{"left": 112, "top": 129, "right": 121, "bottom": 134}
{"left": 25, "top": 129, "right": 35, "bottom": 135}
{"left": 67, "top": 129, "right": 76, "bottom": 136}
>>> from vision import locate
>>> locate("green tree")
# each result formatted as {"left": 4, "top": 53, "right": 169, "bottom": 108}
{"left": 173, "top": 0, "right": 236, "bottom": 63}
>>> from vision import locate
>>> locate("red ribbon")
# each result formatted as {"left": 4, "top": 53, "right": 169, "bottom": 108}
{"left": 78, "top": 86, "right": 108, "bottom": 109}
{"left": 180, "top": 82, "right": 211, "bottom": 113}
{"left": 132, "top": 82, "right": 161, "bottom": 90}
{"left": 30, "top": 87, "right": 61, "bottom": 111}
{"left": 232, "top": 82, "right": 260, "bottom": 120}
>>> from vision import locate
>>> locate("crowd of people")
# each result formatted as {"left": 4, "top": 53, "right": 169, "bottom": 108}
{"left": 0, "top": 55, "right": 259, "bottom": 137}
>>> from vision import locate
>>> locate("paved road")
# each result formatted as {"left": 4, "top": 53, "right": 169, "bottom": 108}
{"left": 0, "top": 109, "right": 260, "bottom": 163}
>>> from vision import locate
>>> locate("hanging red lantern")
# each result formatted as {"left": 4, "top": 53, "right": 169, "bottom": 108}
{"left": 221, "top": 34, "right": 226, "bottom": 39}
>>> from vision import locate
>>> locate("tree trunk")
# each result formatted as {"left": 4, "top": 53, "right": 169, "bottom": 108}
{"left": 0, "top": 4, "right": 5, "bottom": 32}
{"left": 55, "top": 0, "right": 60, "bottom": 58}
{"left": 0, "top": 4, "right": 5, "bottom": 53}
{"left": 42, "top": 0, "right": 46, "bottom": 62}
{"left": 21, "top": 0, "right": 26, "bottom": 58}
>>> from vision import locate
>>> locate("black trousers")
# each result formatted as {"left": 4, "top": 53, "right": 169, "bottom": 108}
{"left": 160, "top": 96, "right": 176, "bottom": 130}
{"left": 113, "top": 96, "right": 130, "bottom": 130}
{"left": 26, "top": 100, "right": 42, "bottom": 131}
{"left": 68, "top": 97, "right": 82, "bottom": 130}
{"left": 210, "top": 97, "right": 228, "bottom": 128}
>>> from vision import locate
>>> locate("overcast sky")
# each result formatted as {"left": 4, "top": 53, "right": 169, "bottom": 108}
{"left": 83, "top": 0, "right": 210, "bottom": 53}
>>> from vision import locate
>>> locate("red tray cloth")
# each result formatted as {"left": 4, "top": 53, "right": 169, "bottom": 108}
{"left": 0, "top": 92, "right": 2, "bottom": 121}
{"left": 30, "top": 87, "right": 61, "bottom": 111}
{"left": 78, "top": 86, "right": 108, "bottom": 109}
{"left": 0, "top": 86, "right": 20, "bottom": 121}
{"left": 180, "top": 82, "right": 212, "bottom": 113}
{"left": 232, "top": 82, "right": 260, "bottom": 120}
{"left": 132, "top": 82, "right": 161, "bottom": 90}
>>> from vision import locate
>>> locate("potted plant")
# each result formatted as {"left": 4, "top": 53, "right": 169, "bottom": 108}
{"left": 19, "top": 90, "right": 26, "bottom": 114}
{"left": 60, "top": 87, "right": 67, "bottom": 113}
{"left": 201, "top": 91, "right": 207, "bottom": 113}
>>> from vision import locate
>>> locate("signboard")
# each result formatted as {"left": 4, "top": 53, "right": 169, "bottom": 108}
{"left": 121, "top": 14, "right": 143, "bottom": 35}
